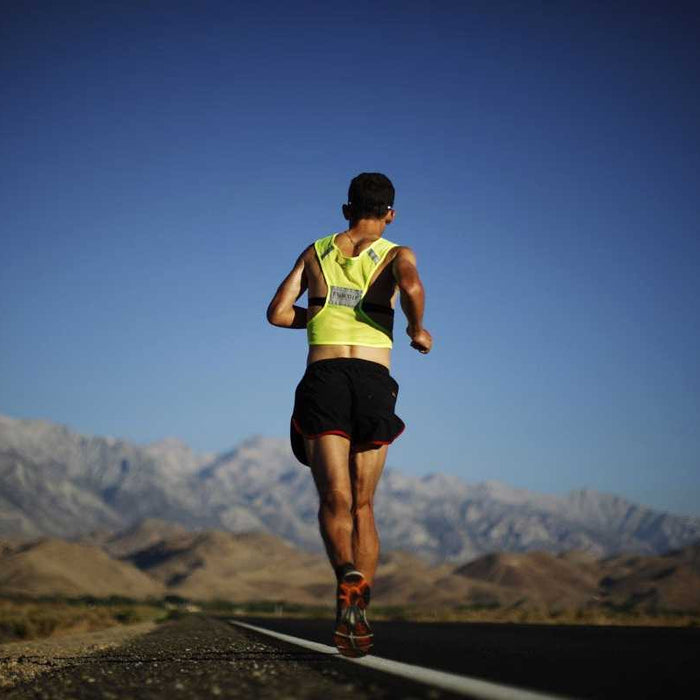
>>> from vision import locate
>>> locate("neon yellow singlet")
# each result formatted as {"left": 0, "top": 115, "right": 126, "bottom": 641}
{"left": 307, "top": 233, "right": 398, "bottom": 348}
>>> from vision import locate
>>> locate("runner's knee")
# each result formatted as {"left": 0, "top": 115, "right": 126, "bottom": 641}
{"left": 319, "top": 488, "right": 352, "bottom": 516}
{"left": 351, "top": 497, "right": 374, "bottom": 519}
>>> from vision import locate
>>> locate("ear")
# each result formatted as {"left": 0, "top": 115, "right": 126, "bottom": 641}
{"left": 342, "top": 204, "right": 351, "bottom": 221}
{"left": 385, "top": 209, "right": 396, "bottom": 224}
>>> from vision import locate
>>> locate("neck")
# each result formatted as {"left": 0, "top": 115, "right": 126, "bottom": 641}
{"left": 348, "top": 218, "right": 386, "bottom": 241}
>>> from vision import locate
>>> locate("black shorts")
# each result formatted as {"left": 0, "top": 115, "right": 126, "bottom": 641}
{"left": 290, "top": 358, "right": 405, "bottom": 466}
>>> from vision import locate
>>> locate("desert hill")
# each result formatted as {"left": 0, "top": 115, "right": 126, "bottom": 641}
{"left": 371, "top": 550, "right": 470, "bottom": 606}
{"left": 86, "top": 518, "right": 191, "bottom": 559}
{"left": 598, "top": 542, "right": 700, "bottom": 612}
{"left": 125, "top": 529, "right": 333, "bottom": 604}
{"left": 1, "top": 520, "right": 698, "bottom": 614}
{"left": 0, "top": 538, "right": 164, "bottom": 598}
{"left": 452, "top": 550, "right": 601, "bottom": 608}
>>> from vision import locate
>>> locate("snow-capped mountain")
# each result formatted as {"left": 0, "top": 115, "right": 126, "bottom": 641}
{"left": 1, "top": 414, "right": 698, "bottom": 563}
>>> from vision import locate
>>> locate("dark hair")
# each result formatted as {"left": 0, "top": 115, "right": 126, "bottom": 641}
{"left": 347, "top": 172, "right": 395, "bottom": 220}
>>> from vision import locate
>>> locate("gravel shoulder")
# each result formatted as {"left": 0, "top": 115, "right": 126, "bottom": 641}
{"left": 0, "top": 620, "right": 157, "bottom": 689}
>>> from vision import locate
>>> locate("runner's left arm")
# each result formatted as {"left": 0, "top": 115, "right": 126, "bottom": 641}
{"left": 266, "top": 247, "right": 310, "bottom": 329}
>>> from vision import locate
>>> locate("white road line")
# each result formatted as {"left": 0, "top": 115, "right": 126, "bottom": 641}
{"left": 230, "top": 620, "right": 568, "bottom": 700}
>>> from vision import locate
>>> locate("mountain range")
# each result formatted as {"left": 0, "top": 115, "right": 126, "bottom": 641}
{"left": 1, "top": 413, "right": 699, "bottom": 563}
{"left": 1, "top": 520, "right": 699, "bottom": 614}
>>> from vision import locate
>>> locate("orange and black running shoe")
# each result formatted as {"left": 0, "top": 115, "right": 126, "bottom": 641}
{"left": 333, "top": 570, "right": 372, "bottom": 657}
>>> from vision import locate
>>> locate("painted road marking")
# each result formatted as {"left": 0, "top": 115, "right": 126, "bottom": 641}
{"left": 230, "top": 620, "right": 569, "bottom": 700}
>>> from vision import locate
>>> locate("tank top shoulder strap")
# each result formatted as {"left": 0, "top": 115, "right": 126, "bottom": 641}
{"left": 314, "top": 234, "right": 336, "bottom": 262}
{"left": 367, "top": 237, "right": 397, "bottom": 257}
{"left": 313, "top": 234, "right": 397, "bottom": 261}
{"left": 363, "top": 237, "right": 397, "bottom": 280}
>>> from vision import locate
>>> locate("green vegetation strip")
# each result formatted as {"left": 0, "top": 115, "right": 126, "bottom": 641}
{"left": 2, "top": 595, "right": 698, "bottom": 644}
{"left": 0, "top": 597, "right": 164, "bottom": 643}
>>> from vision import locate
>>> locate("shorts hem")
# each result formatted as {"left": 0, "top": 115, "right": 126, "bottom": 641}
{"left": 292, "top": 417, "right": 351, "bottom": 442}
{"left": 291, "top": 417, "right": 404, "bottom": 466}
{"left": 352, "top": 422, "right": 406, "bottom": 451}
{"left": 363, "top": 422, "right": 406, "bottom": 447}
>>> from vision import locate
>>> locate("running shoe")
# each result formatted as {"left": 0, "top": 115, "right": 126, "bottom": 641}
{"left": 333, "top": 569, "right": 373, "bottom": 657}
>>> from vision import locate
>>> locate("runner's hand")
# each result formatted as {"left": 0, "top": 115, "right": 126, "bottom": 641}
{"left": 407, "top": 326, "right": 432, "bottom": 354}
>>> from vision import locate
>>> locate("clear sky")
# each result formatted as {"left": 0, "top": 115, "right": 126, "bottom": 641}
{"left": 2, "top": 1, "right": 699, "bottom": 516}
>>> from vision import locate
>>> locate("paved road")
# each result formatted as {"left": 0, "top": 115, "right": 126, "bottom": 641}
{"left": 237, "top": 616, "right": 700, "bottom": 699}
{"left": 2, "top": 615, "right": 459, "bottom": 699}
{"left": 4, "top": 615, "right": 698, "bottom": 699}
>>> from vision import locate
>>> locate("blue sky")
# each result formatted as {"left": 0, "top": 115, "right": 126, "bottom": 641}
{"left": 2, "top": 2, "right": 699, "bottom": 515}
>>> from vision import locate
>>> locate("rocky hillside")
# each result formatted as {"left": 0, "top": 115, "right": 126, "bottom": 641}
{"left": 2, "top": 414, "right": 699, "bottom": 563}
{"left": 0, "top": 538, "right": 164, "bottom": 598}
{"left": 1, "top": 522, "right": 698, "bottom": 613}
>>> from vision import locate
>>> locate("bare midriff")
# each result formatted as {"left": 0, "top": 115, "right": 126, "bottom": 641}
{"left": 307, "top": 344, "right": 391, "bottom": 369}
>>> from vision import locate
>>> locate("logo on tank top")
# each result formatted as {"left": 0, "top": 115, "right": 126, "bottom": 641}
{"left": 329, "top": 286, "right": 363, "bottom": 308}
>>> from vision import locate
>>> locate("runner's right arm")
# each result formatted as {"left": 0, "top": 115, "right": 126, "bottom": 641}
{"left": 266, "top": 247, "right": 311, "bottom": 329}
{"left": 392, "top": 247, "right": 433, "bottom": 354}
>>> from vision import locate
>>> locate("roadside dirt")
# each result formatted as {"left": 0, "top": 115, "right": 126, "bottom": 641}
{"left": 0, "top": 620, "right": 157, "bottom": 689}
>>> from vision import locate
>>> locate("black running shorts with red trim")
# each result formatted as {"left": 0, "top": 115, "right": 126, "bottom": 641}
{"left": 290, "top": 358, "right": 405, "bottom": 466}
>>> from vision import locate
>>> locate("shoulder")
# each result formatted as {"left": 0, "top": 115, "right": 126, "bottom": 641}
{"left": 392, "top": 245, "right": 417, "bottom": 264}
{"left": 296, "top": 242, "right": 318, "bottom": 263}
{"left": 377, "top": 238, "right": 409, "bottom": 259}
{"left": 300, "top": 243, "right": 315, "bottom": 258}
{"left": 298, "top": 239, "right": 328, "bottom": 270}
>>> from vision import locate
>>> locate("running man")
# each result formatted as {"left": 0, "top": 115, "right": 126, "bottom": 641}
{"left": 266, "top": 172, "right": 432, "bottom": 656}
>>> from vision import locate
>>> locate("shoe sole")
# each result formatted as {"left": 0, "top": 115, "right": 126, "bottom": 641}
{"left": 335, "top": 576, "right": 373, "bottom": 657}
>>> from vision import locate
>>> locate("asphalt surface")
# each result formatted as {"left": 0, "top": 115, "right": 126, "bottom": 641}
{"left": 4, "top": 614, "right": 699, "bottom": 699}
{"left": 237, "top": 616, "right": 700, "bottom": 699}
{"left": 2, "top": 615, "right": 459, "bottom": 699}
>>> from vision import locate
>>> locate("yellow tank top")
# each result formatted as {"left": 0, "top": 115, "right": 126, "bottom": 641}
{"left": 307, "top": 233, "right": 398, "bottom": 348}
